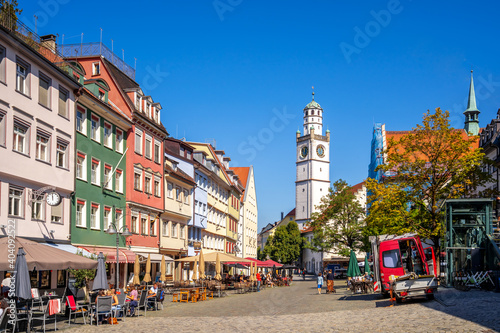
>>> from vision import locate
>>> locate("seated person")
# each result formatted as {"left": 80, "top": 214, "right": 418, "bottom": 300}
{"left": 126, "top": 285, "right": 138, "bottom": 316}
{"left": 109, "top": 289, "right": 121, "bottom": 316}
{"left": 147, "top": 283, "right": 158, "bottom": 309}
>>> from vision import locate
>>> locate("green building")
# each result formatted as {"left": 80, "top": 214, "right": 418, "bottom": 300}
{"left": 69, "top": 62, "right": 132, "bottom": 253}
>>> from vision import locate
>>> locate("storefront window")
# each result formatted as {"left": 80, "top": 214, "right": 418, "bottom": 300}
{"left": 57, "top": 270, "right": 66, "bottom": 288}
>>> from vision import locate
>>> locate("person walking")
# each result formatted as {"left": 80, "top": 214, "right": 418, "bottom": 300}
{"left": 317, "top": 272, "right": 323, "bottom": 295}
{"left": 302, "top": 269, "right": 306, "bottom": 281}
{"left": 256, "top": 270, "right": 262, "bottom": 292}
{"left": 326, "top": 270, "right": 335, "bottom": 293}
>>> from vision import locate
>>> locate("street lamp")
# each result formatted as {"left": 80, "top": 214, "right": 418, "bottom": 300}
{"left": 107, "top": 222, "right": 132, "bottom": 290}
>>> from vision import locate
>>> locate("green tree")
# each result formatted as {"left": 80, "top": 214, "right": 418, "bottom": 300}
{"left": 309, "top": 179, "right": 366, "bottom": 257}
{"left": 256, "top": 247, "right": 266, "bottom": 261}
{"left": 263, "top": 221, "right": 302, "bottom": 264}
{"left": 68, "top": 251, "right": 105, "bottom": 302}
{"left": 0, "top": 0, "right": 22, "bottom": 30}
{"left": 366, "top": 108, "right": 492, "bottom": 252}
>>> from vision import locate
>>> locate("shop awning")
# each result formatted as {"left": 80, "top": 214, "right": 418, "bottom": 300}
{"left": 78, "top": 246, "right": 136, "bottom": 264}
{"left": 0, "top": 237, "right": 97, "bottom": 271}
{"left": 135, "top": 252, "right": 173, "bottom": 263}
{"left": 42, "top": 242, "right": 93, "bottom": 257}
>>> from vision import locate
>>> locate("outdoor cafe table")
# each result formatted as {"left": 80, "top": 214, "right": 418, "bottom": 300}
{"left": 179, "top": 287, "right": 200, "bottom": 302}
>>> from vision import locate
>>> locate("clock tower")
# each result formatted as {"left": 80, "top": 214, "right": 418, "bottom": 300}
{"left": 295, "top": 91, "right": 330, "bottom": 229}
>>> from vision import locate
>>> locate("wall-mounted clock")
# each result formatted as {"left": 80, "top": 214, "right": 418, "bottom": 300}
{"left": 316, "top": 145, "right": 325, "bottom": 158}
{"left": 300, "top": 146, "right": 308, "bottom": 158}
{"left": 46, "top": 191, "right": 61, "bottom": 206}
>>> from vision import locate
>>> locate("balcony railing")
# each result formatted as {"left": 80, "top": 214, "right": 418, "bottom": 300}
{"left": 60, "top": 42, "right": 135, "bottom": 80}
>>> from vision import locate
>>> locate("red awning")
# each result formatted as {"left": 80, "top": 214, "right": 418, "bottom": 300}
{"left": 226, "top": 258, "right": 271, "bottom": 267}
{"left": 262, "top": 259, "right": 283, "bottom": 267}
{"left": 78, "top": 246, "right": 136, "bottom": 264}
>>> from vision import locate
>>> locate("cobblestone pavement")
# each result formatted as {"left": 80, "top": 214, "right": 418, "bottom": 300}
{"left": 36, "top": 276, "right": 500, "bottom": 333}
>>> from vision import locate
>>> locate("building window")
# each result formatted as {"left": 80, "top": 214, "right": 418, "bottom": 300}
{"left": 135, "top": 94, "right": 141, "bottom": 110}
{"left": 144, "top": 174, "right": 152, "bottom": 194}
{"left": 0, "top": 112, "right": 5, "bottom": 146}
{"left": 154, "top": 177, "right": 160, "bottom": 197}
{"left": 150, "top": 217, "right": 156, "bottom": 236}
{"left": 98, "top": 90, "right": 105, "bottom": 101}
{"left": 131, "top": 215, "right": 138, "bottom": 234}
{"left": 76, "top": 107, "right": 86, "bottom": 134}
{"left": 115, "top": 169, "right": 123, "bottom": 193}
{"left": 31, "top": 193, "right": 44, "bottom": 220}
{"left": 175, "top": 187, "right": 181, "bottom": 202}
{"left": 171, "top": 222, "right": 177, "bottom": 238}
{"left": 13, "top": 123, "right": 29, "bottom": 154}
{"left": 16, "top": 60, "right": 29, "bottom": 95}
{"left": 134, "top": 168, "right": 142, "bottom": 191}
{"left": 167, "top": 182, "right": 173, "bottom": 198}
{"left": 38, "top": 74, "right": 50, "bottom": 108}
{"left": 36, "top": 133, "right": 50, "bottom": 162}
{"left": 91, "top": 158, "right": 100, "bottom": 185}
{"left": 141, "top": 217, "right": 147, "bottom": 235}
{"left": 58, "top": 88, "right": 68, "bottom": 118}
{"left": 92, "top": 62, "right": 100, "bottom": 75}
{"left": 115, "top": 209, "right": 123, "bottom": 230}
{"left": 103, "top": 206, "right": 112, "bottom": 230}
{"left": 51, "top": 202, "right": 62, "bottom": 223}
{"left": 76, "top": 151, "right": 86, "bottom": 180}
{"left": 115, "top": 129, "right": 123, "bottom": 153}
{"left": 91, "top": 115, "right": 100, "bottom": 141}
{"left": 154, "top": 140, "right": 160, "bottom": 163}
{"left": 154, "top": 109, "right": 159, "bottom": 122}
{"left": 90, "top": 203, "right": 100, "bottom": 229}
{"left": 0, "top": 46, "right": 5, "bottom": 83}
{"left": 104, "top": 164, "right": 112, "bottom": 189}
{"left": 76, "top": 199, "right": 86, "bottom": 227}
{"left": 103, "top": 122, "right": 112, "bottom": 148}
{"left": 162, "top": 220, "right": 169, "bottom": 237}
{"left": 145, "top": 135, "right": 152, "bottom": 159}
{"left": 56, "top": 141, "right": 68, "bottom": 168}
{"left": 180, "top": 225, "right": 185, "bottom": 239}
{"left": 183, "top": 189, "right": 189, "bottom": 204}
{"left": 134, "top": 129, "right": 142, "bottom": 154}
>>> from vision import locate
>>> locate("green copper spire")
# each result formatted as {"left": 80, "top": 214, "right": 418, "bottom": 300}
{"left": 465, "top": 70, "right": 479, "bottom": 113}
{"left": 464, "top": 70, "right": 480, "bottom": 136}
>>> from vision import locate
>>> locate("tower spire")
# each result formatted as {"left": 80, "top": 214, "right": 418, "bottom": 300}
{"left": 312, "top": 86, "right": 314, "bottom": 100}
{"left": 464, "top": 70, "right": 480, "bottom": 136}
{"left": 465, "top": 70, "right": 479, "bottom": 112}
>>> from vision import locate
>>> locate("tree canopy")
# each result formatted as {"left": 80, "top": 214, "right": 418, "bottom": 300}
{"left": 263, "top": 221, "right": 302, "bottom": 264}
{"left": 309, "top": 179, "right": 366, "bottom": 257}
{"left": 365, "top": 108, "right": 492, "bottom": 249}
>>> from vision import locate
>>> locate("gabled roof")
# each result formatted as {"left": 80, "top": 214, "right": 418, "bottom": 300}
{"left": 230, "top": 167, "right": 250, "bottom": 190}
{"left": 349, "top": 181, "right": 365, "bottom": 194}
{"left": 104, "top": 58, "right": 140, "bottom": 90}
{"left": 285, "top": 208, "right": 295, "bottom": 217}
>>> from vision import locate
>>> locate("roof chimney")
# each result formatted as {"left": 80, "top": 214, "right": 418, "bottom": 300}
{"left": 40, "top": 34, "right": 57, "bottom": 54}
{"left": 281, "top": 212, "right": 284, "bottom": 220}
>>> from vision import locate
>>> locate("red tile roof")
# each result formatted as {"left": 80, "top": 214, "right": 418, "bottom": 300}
{"left": 230, "top": 167, "right": 250, "bottom": 189}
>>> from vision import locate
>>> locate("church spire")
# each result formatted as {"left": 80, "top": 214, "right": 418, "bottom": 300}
{"left": 464, "top": 70, "right": 480, "bottom": 136}
{"left": 312, "top": 86, "right": 315, "bottom": 101}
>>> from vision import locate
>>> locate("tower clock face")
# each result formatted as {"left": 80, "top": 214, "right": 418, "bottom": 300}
{"left": 300, "top": 146, "right": 308, "bottom": 158}
{"left": 316, "top": 145, "right": 325, "bottom": 158}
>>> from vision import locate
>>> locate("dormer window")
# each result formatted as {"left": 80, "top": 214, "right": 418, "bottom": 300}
{"left": 146, "top": 103, "right": 151, "bottom": 116}
{"left": 92, "top": 62, "right": 100, "bottom": 75}
{"left": 98, "top": 90, "right": 105, "bottom": 101}
{"left": 135, "top": 94, "right": 141, "bottom": 110}
{"left": 154, "top": 109, "right": 159, "bottom": 122}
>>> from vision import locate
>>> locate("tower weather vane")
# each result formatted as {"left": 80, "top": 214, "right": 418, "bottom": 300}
{"left": 312, "top": 86, "right": 315, "bottom": 100}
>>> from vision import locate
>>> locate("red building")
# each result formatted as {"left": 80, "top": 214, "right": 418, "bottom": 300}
{"left": 65, "top": 45, "right": 167, "bottom": 281}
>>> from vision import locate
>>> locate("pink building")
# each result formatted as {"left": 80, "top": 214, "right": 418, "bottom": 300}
{"left": 0, "top": 29, "right": 79, "bottom": 245}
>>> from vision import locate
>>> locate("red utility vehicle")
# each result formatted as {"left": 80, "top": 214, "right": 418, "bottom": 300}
{"left": 370, "top": 233, "right": 438, "bottom": 303}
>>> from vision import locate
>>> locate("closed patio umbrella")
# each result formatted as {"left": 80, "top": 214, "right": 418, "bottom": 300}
{"left": 251, "top": 262, "right": 256, "bottom": 281}
{"left": 160, "top": 255, "right": 166, "bottom": 282}
{"left": 199, "top": 249, "right": 206, "bottom": 280}
{"left": 215, "top": 253, "right": 221, "bottom": 281}
{"left": 347, "top": 250, "right": 362, "bottom": 278}
{"left": 364, "top": 256, "right": 371, "bottom": 275}
{"left": 14, "top": 248, "right": 32, "bottom": 300}
{"left": 133, "top": 255, "right": 140, "bottom": 285}
{"left": 92, "top": 252, "right": 107, "bottom": 291}
{"left": 192, "top": 258, "right": 198, "bottom": 281}
{"left": 143, "top": 254, "right": 152, "bottom": 283}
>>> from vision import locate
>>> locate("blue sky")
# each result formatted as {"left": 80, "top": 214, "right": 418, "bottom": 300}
{"left": 23, "top": 0, "right": 500, "bottom": 231}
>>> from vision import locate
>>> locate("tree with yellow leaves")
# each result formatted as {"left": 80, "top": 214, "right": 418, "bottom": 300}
{"left": 366, "top": 108, "right": 493, "bottom": 252}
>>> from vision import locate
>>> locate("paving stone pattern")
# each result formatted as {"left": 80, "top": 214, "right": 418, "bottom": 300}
{"left": 54, "top": 276, "right": 500, "bottom": 333}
